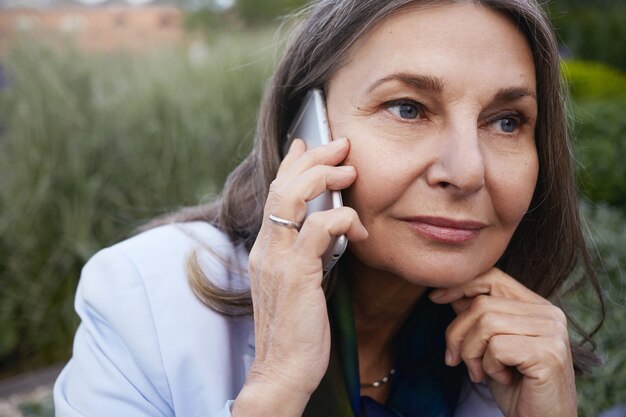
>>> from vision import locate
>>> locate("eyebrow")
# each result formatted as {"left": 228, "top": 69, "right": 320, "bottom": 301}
{"left": 493, "top": 86, "right": 537, "bottom": 103}
{"left": 367, "top": 73, "right": 445, "bottom": 94}
{"left": 367, "top": 72, "right": 536, "bottom": 103}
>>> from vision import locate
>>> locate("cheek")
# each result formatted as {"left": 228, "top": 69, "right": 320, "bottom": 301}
{"left": 489, "top": 151, "right": 539, "bottom": 229}
{"left": 342, "top": 152, "right": 391, "bottom": 221}
{"left": 342, "top": 139, "right": 413, "bottom": 223}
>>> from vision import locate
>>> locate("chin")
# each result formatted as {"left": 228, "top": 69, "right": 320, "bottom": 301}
{"left": 350, "top": 241, "right": 501, "bottom": 289}
{"left": 403, "top": 267, "right": 485, "bottom": 289}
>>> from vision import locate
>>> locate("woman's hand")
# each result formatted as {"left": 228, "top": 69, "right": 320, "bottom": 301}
{"left": 429, "top": 268, "right": 577, "bottom": 417}
{"left": 232, "top": 138, "right": 368, "bottom": 417}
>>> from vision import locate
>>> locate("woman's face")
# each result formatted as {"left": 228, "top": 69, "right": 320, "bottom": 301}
{"left": 326, "top": 3, "right": 538, "bottom": 287}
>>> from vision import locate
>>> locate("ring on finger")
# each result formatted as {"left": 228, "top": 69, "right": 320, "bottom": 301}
{"left": 268, "top": 214, "right": 302, "bottom": 231}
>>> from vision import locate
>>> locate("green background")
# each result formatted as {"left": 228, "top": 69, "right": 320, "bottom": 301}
{"left": 0, "top": 1, "right": 624, "bottom": 416}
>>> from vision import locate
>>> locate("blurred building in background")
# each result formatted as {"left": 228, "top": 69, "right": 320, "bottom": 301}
{"left": 0, "top": 0, "right": 185, "bottom": 54}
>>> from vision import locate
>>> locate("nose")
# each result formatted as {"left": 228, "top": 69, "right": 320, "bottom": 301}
{"left": 425, "top": 123, "right": 485, "bottom": 195}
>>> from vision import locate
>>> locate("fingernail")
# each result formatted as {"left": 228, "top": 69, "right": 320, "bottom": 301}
{"left": 331, "top": 137, "right": 348, "bottom": 147}
{"left": 338, "top": 165, "right": 355, "bottom": 173}
{"left": 472, "top": 369, "right": 484, "bottom": 384}
{"left": 445, "top": 349, "right": 453, "bottom": 366}
{"left": 468, "top": 369, "right": 478, "bottom": 383}
{"left": 287, "top": 139, "right": 300, "bottom": 153}
{"left": 429, "top": 290, "right": 444, "bottom": 301}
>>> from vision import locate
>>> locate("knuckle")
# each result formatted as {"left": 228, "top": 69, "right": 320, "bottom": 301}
{"left": 267, "top": 186, "right": 285, "bottom": 204}
{"left": 344, "top": 206, "right": 360, "bottom": 219}
{"left": 545, "top": 338, "right": 571, "bottom": 370}
{"left": 471, "top": 294, "right": 491, "bottom": 312}
{"left": 445, "top": 322, "right": 460, "bottom": 344}
{"left": 305, "top": 211, "right": 325, "bottom": 228}
{"left": 301, "top": 148, "right": 320, "bottom": 165}
{"left": 338, "top": 207, "right": 356, "bottom": 223}
{"left": 488, "top": 335, "right": 505, "bottom": 353}
{"left": 548, "top": 316, "right": 568, "bottom": 335}
{"left": 550, "top": 306, "right": 568, "bottom": 326}
{"left": 267, "top": 185, "right": 305, "bottom": 217}
{"left": 311, "top": 164, "right": 329, "bottom": 176}
{"left": 482, "top": 360, "right": 497, "bottom": 375}
{"left": 459, "top": 344, "right": 476, "bottom": 365}
{"left": 268, "top": 179, "right": 282, "bottom": 194}
{"left": 477, "top": 311, "right": 498, "bottom": 334}
{"left": 444, "top": 324, "right": 454, "bottom": 341}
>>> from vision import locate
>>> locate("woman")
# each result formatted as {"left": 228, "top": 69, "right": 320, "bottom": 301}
{"left": 54, "top": 1, "right": 603, "bottom": 416}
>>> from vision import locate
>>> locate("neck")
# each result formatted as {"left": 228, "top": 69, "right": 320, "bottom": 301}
{"left": 344, "top": 252, "right": 426, "bottom": 382}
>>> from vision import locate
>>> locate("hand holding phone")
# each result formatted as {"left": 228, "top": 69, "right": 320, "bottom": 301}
{"left": 283, "top": 89, "right": 348, "bottom": 275}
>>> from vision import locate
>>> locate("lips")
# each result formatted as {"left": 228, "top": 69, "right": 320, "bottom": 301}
{"left": 403, "top": 216, "right": 486, "bottom": 243}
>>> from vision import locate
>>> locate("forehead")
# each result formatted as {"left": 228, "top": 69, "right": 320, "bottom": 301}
{"left": 332, "top": 3, "right": 536, "bottom": 94}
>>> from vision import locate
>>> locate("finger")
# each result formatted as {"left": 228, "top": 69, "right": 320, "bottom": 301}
{"left": 444, "top": 295, "right": 567, "bottom": 366}
{"left": 483, "top": 334, "right": 577, "bottom": 417}
{"left": 481, "top": 335, "right": 518, "bottom": 386}
{"left": 279, "top": 137, "right": 350, "bottom": 180}
{"left": 287, "top": 164, "right": 358, "bottom": 196}
{"left": 264, "top": 165, "right": 357, "bottom": 239}
{"left": 295, "top": 207, "right": 368, "bottom": 261}
{"left": 430, "top": 267, "right": 549, "bottom": 306}
{"left": 457, "top": 312, "right": 567, "bottom": 383}
{"left": 482, "top": 334, "right": 573, "bottom": 384}
{"left": 449, "top": 298, "right": 473, "bottom": 315}
{"left": 276, "top": 138, "right": 307, "bottom": 177}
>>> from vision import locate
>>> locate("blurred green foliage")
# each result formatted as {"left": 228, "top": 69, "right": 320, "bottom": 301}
{"left": 564, "top": 60, "right": 626, "bottom": 101}
{"left": 237, "top": 0, "right": 306, "bottom": 24}
{"left": 184, "top": 7, "right": 244, "bottom": 33}
{"left": 184, "top": 0, "right": 626, "bottom": 71}
{"left": 559, "top": 57, "right": 626, "bottom": 415}
{"left": 562, "top": 60, "right": 626, "bottom": 210}
{"left": 0, "top": 8, "right": 624, "bottom": 416}
{"left": 549, "top": 2, "right": 626, "bottom": 71}
{"left": 573, "top": 203, "right": 626, "bottom": 416}
{"left": 0, "top": 31, "right": 274, "bottom": 372}
{"left": 184, "top": 0, "right": 307, "bottom": 32}
{"left": 19, "top": 396, "right": 54, "bottom": 417}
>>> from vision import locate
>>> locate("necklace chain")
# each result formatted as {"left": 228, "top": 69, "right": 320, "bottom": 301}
{"left": 359, "top": 368, "right": 396, "bottom": 388}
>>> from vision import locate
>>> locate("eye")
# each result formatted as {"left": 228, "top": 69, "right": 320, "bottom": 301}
{"left": 495, "top": 117, "right": 518, "bottom": 133}
{"left": 386, "top": 99, "right": 423, "bottom": 120}
{"left": 488, "top": 112, "right": 530, "bottom": 134}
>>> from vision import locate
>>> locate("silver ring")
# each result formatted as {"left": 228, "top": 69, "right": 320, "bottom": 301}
{"left": 268, "top": 214, "right": 302, "bottom": 231}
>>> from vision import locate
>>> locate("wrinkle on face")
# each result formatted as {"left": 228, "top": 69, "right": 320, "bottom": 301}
{"left": 325, "top": 3, "right": 539, "bottom": 287}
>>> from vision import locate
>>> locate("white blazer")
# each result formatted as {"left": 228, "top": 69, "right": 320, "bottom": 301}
{"left": 54, "top": 222, "right": 504, "bottom": 417}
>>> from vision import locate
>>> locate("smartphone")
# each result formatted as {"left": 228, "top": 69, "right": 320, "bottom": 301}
{"left": 284, "top": 89, "right": 348, "bottom": 276}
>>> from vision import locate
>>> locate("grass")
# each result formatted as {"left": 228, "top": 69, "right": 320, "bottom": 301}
{"left": 0, "top": 29, "right": 277, "bottom": 373}
{"left": 0, "top": 30, "right": 624, "bottom": 416}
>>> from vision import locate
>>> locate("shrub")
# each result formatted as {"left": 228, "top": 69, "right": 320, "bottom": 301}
{"left": 550, "top": 3, "right": 626, "bottom": 71}
{"left": 572, "top": 99, "right": 626, "bottom": 208}
{"left": 0, "top": 31, "right": 275, "bottom": 371}
{"left": 573, "top": 203, "right": 626, "bottom": 417}
{"left": 562, "top": 62, "right": 626, "bottom": 416}
{"left": 563, "top": 60, "right": 626, "bottom": 102}
{"left": 562, "top": 61, "right": 626, "bottom": 210}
